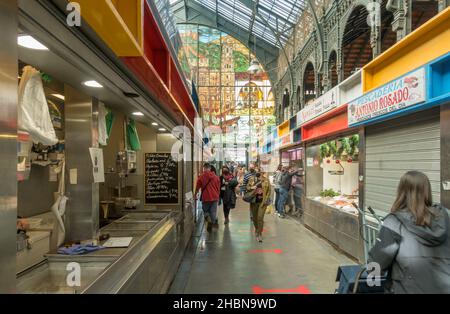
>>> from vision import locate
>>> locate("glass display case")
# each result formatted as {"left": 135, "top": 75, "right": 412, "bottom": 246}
{"left": 281, "top": 146, "right": 304, "bottom": 169}
{"left": 305, "top": 134, "right": 360, "bottom": 215}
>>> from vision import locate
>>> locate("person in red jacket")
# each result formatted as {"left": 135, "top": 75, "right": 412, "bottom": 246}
{"left": 195, "top": 163, "right": 221, "bottom": 232}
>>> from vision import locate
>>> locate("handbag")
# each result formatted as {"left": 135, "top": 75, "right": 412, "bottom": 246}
{"left": 243, "top": 179, "right": 262, "bottom": 203}
{"left": 243, "top": 190, "right": 256, "bottom": 203}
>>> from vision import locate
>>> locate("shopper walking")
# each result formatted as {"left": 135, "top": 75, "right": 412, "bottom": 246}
{"left": 368, "top": 171, "right": 450, "bottom": 293}
{"left": 220, "top": 166, "right": 238, "bottom": 225}
{"left": 237, "top": 166, "right": 246, "bottom": 197}
{"left": 195, "top": 163, "right": 221, "bottom": 232}
{"left": 243, "top": 164, "right": 257, "bottom": 220}
{"left": 247, "top": 171, "right": 271, "bottom": 242}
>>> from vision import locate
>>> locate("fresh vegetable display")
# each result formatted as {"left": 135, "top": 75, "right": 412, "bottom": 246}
{"left": 320, "top": 189, "right": 340, "bottom": 197}
{"left": 349, "top": 134, "right": 360, "bottom": 157}
{"left": 319, "top": 135, "right": 359, "bottom": 162}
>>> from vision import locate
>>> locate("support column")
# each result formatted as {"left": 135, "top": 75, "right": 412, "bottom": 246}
{"left": 369, "top": 0, "right": 382, "bottom": 58}
{"left": 314, "top": 71, "right": 320, "bottom": 99}
{"left": 387, "top": 0, "right": 412, "bottom": 41}
{"left": 65, "top": 85, "right": 100, "bottom": 242}
{"left": 0, "top": 0, "right": 18, "bottom": 294}
{"left": 438, "top": 0, "right": 450, "bottom": 12}
{"left": 337, "top": 48, "right": 343, "bottom": 83}
{"left": 441, "top": 104, "right": 450, "bottom": 209}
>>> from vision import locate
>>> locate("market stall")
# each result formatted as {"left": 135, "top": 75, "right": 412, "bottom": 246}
{"left": 295, "top": 73, "right": 364, "bottom": 260}
{"left": 350, "top": 57, "right": 450, "bottom": 217}
{"left": 305, "top": 133, "right": 360, "bottom": 216}
{"left": 7, "top": 0, "right": 198, "bottom": 294}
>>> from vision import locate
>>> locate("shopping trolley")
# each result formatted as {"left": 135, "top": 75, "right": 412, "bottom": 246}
{"left": 335, "top": 203, "right": 390, "bottom": 294}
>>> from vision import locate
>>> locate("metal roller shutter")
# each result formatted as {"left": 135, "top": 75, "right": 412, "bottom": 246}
{"left": 365, "top": 108, "right": 441, "bottom": 216}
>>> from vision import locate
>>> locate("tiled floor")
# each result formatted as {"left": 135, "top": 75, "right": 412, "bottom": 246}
{"left": 169, "top": 198, "right": 355, "bottom": 294}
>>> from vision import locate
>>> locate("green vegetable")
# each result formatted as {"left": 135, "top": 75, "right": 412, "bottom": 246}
{"left": 319, "top": 143, "right": 330, "bottom": 160}
{"left": 336, "top": 137, "right": 351, "bottom": 160}
{"left": 320, "top": 189, "right": 340, "bottom": 197}
{"left": 349, "top": 135, "right": 360, "bottom": 157}
{"left": 328, "top": 141, "right": 337, "bottom": 157}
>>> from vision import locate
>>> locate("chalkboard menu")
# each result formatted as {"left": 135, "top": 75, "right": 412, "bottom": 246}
{"left": 144, "top": 153, "right": 179, "bottom": 205}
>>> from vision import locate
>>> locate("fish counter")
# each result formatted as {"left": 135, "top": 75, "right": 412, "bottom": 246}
{"left": 17, "top": 209, "right": 192, "bottom": 294}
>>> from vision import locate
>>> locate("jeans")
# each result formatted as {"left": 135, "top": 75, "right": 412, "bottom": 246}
{"left": 223, "top": 204, "right": 231, "bottom": 219}
{"left": 293, "top": 186, "right": 303, "bottom": 210}
{"left": 202, "top": 201, "right": 218, "bottom": 223}
{"left": 277, "top": 187, "right": 289, "bottom": 215}
{"left": 274, "top": 188, "right": 280, "bottom": 213}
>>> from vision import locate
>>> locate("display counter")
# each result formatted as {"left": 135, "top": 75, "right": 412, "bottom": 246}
{"left": 303, "top": 133, "right": 363, "bottom": 261}
{"left": 17, "top": 209, "right": 187, "bottom": 294}
{"left": 302, "top": 198, "right": 364, "bottom": 261}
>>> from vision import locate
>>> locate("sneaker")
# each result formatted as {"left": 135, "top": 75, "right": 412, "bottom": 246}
{"left": 280, "top": 214, "right": 286, "bottom": 219}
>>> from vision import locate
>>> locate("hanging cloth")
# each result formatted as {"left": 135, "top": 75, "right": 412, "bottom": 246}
{"left": 126, "top": 119, "right": 141, "bottom": 151}
{"left": 98, "top": 103, "right": 108, "bottom": 146}
{"left": 18, "top": 66, "right": 58, "bottom": 146}
{"left": 50, "top": 158, "right": 68, "bottom": 247}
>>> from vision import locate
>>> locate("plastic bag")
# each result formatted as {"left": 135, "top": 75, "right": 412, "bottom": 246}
{"left": 51, "top": 158, "right": 67, "bottom": 247}
{"left": 18, "top": 66, "right": 58, "bottom": 146}
{"left": 106, "top": 108, "right": 114, "bottom": 139}
{"left": 127, "top": 119, "right": 141, "bottom": 151}
{"left": 98, "top": 102, "right": 108, "bottom": 146}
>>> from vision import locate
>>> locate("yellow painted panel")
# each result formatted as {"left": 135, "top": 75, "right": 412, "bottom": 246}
{"left": 363, "top": 7, "right": 450, "bottom": 92}
{"left": 278, "top": 121, "right": 289, "bottom": 137}
{"left": 110, "top": 0, "right": 142, "bottom": 46}
{"left": 76, "top": 0, "right": 143, "bottom": 57}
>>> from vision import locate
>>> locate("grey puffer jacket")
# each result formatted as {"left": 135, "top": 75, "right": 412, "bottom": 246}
{"left": 368, "top": 204, "right": 450, "bottom": 294}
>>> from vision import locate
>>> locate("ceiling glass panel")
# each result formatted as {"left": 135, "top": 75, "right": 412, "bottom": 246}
{"left": 183, "top": 0, "right": 307, "bottom": 48}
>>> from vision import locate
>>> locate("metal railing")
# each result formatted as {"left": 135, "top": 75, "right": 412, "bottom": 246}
{"left": 351, "top": 203, "right": 383, "bottom": 264}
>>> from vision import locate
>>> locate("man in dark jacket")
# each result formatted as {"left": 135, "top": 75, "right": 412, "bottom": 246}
{"left": 195, "top": 163, "right": 221, "bottom": 232}
{"left": 276, "top": 167, "right": 300, "bottom": 218}
{"left": 369, "top": 204, "right": 450, "bottom": 293}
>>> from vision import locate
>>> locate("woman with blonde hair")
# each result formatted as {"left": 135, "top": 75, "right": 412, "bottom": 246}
{"left": 369, "top": 171, "right": 450, "bottom": 293}
{"left": 246, "top": 169, "right": 271, "bottom": 242}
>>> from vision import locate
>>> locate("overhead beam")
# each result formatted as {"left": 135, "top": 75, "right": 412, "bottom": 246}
{"left": 181, "top": 0, "right": 279, "bottom": 57}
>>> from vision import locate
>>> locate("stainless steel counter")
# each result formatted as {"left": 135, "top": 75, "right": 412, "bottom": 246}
{"left": 17, "top": 209, "right": 193, "bottom": 294}
{"left": 302, "top": 199, "right": 364, "bottom": 262}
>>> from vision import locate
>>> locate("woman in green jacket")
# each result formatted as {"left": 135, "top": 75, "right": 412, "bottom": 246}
{"left": 247, "top": 171, "right": 271, "bottom": 242}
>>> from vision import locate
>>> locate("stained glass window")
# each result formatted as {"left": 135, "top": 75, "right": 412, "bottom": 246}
{"left": 178, "top": 24, "right": 275, "bottom": 162}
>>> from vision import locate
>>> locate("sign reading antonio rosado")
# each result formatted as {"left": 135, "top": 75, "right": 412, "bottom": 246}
{"left": 348, "top": 67, "right": 426, "bottom": 126}
{"left": 144, "top": 153, "right": 179, "bottom": 205}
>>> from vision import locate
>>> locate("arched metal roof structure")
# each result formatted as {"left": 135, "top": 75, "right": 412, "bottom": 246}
{"left": 170, "top": 0, "right": 310, "bottom": 83}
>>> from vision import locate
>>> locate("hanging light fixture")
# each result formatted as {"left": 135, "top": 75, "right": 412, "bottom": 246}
{"left": 247, "top": 30, "right": 261, "bottom": 75}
